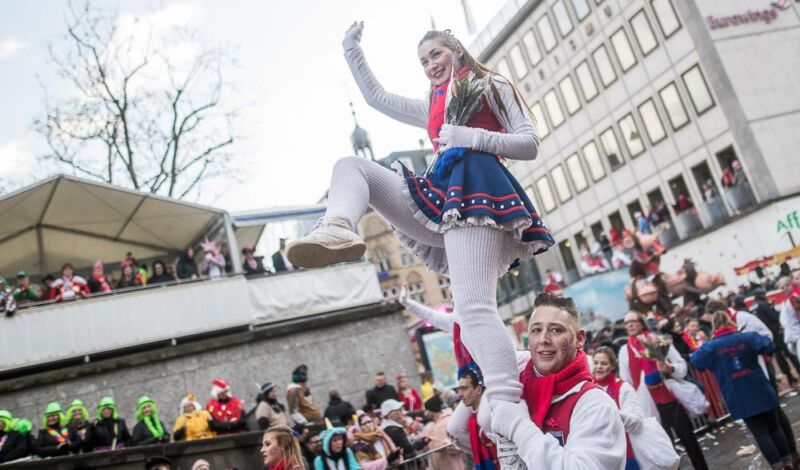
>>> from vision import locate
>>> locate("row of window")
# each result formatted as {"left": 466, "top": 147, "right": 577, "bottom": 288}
{"left": 498, "top": 0, "right": 681, "bottom": 85}
{"left": 529, "top": 63, "right": 715, "bottom": 213}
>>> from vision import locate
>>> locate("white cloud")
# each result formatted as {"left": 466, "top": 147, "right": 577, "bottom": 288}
{"left": 0, "top": 140, "right": 35, "bottom": 179}
{"left": 0, "top": 37, "right": 27, "bottom": 59}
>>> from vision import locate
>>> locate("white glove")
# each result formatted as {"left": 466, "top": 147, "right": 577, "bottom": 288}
{"left": 477, "top": 394, "right": 540, "bottom": 446}
{"left": 435, "top": 124, "right": 479, "bottom": 150}
{"left": 620, "top": 412, "right": 644, "bottom": 434}
{"left": 342, "top": 21, "right": 364, "bottom": 51}
{"left": 398, "top": 284, "right": 410, "bottom": 307}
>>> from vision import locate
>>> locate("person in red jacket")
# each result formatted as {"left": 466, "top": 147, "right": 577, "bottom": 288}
{"left": 396, "top": 373, "right": 422, "bottom": 413}
{"left": 206, "top": 379, "right": 247, "bottom": 435}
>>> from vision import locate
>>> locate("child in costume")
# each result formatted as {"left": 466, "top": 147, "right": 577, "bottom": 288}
{"left": 287, "top": 21, "right": 553, "bottom": 424}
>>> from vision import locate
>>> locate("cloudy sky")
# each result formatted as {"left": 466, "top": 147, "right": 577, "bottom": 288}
{"left": 0, "top": 0, "right": 507, "bottom": 211}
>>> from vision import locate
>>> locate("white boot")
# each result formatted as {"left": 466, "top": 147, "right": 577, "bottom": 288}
{"left": 286, "top": 216, "right": 366, "bottom": 268}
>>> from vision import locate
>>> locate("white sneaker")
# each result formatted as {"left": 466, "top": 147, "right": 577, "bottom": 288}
{"left": 491, "top": 433, "right": 527, "bottom": 470}
{"left": 286, "top": 216, "right": 366, "bottom": 268}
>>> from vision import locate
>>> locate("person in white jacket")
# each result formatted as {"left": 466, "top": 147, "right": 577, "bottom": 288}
{"left": 778, "top": 277, "right": 800, "bottom": 356}
{"left": 479, "top": 292, "right": 626, "bottom": 470}
{"left": 618, "top": 312, "right": 708, "bottom": 470}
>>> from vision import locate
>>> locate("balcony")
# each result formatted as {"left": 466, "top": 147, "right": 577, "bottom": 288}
{"left": 697, "top": 197, "right": 730, "bottom": 227}
{"left": 673, "top": 208, "right": 704, "bottom": 239}
{"left": 724, "top": 183, "right": 757, "bottom": 214}
{"left": 0, "top": 262, "right": 382, "bottom": 374}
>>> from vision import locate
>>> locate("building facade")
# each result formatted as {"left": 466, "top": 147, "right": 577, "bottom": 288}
{"left": 470, "top": 0, "right": 800, "bottom": 294}
{"left": 357, "top": 150, "right": 454, "bottom": 325}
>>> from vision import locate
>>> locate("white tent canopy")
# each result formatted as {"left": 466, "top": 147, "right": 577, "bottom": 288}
{"left": 0, "top": 175, "right": 236, "bottom": 277}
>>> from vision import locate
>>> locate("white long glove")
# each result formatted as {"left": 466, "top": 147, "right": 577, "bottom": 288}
{"left": 435, "top": 124, "right": 479, "bottom": 150}
{"left": 477, "top": 394, "right": 540, "bottom": 446}
{"left": 398, "top": 284, "right": 410, "bottom": 307}
{"left": 342, "top": 21, "right": 364, "bottom": 52}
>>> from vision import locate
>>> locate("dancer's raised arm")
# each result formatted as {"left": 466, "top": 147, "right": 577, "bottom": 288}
{"left": 343, "top": 21, "right": 428, "bottom": 128}
{"left": 398, "top": 285, "right": 455, "bottom": 333}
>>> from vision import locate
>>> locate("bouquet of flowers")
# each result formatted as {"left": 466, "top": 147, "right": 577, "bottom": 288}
{"left": 639, "top": 334, "right": 672, "bottom": 362}
{"left": 424, "top": 74, "right": 487, "bottom": 188}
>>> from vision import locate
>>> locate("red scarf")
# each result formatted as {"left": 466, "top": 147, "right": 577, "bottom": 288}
{"left": 626, "top": 335, "right": 659, "bottom": 390}
{"left": 269, "top": 458, "right": 287, "bottom": 470}
{"left": 519, "top": 350, "right": 593, "bottom": 427}
{"left": 92, "top": 274, "right": 112, "bottom": 293}
{"left": 467, "top": 412, "right": 498, "bottom": 469}
{"left": 713, "top": 325, "right": 738, "bottom": 339}
{"left": 427, "top": 67, "right": 469, "bottom": 152}
{"left": 682, "top": 331, "right": 700, "bottom": 352}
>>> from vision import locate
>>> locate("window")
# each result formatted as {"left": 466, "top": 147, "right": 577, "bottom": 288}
{"left": 618, "top": 114, "right": 645, "bottom": 157}
{"left": 559, "top": 75, "right": 582, "bottom": 115}
{"left": 551, "top": 165, "right": 573, "bottom": 202}
{"left": 522, "top": 30, "right": 542, "bottom": 66}
{"left": 544, "top": 90, "right": 565, "bottom": 128}
{"left": 571, "top": 0, "right": 591, "bottom": 21}
{"left": 537, "top": 15, "right": 558, "bottom": 52}
{"left": 408, "top": 279, "right": 426, "bottom": 304}
{"left": 575, "top": 61, "right": 598, "bottom": 102}
{"left": 383, "top": 286, "right": 399, "bottom": 299}
{"left": 536, "top": 176, "right": 557, "bottom": 212}
{"left": 681, "top": 65, "right": 715, "bottom": 115}
{"left": 637, "top": 99, "right": 666, "bottom": 144}
{"left": 438, "top": 276, "right": 451, "bottom": 300}
{"left": 553, "top": 1, "right": 574, "bottom": 37}
{"left": 651, "top": 0, "right": 681, "bottom": 38}
{"left": 592, "top": 45, "right": 617, "bottom": 87}
{"left": 525, "top": 185, "right": 539, "bottom": 208}
{"left": 496, "top": 58, "right": 513, "bottom": 81}
{"left": 508, "top": 45, "right": 528, "bottom": 80}
{"left": 581, "top": 141, "right": 606, "bottom": 181}
{"left": 610, "top": 28, "right": 637, "bottom": 72}
{"left": 630, "top": 10, "right": 658, "bottom": 55}
{"left": 400, "top": 248, "right": 416, "bottom": 267}
{"left": 566, "top": 153, "right": 589, "bottom": 191}
{"left": 658, "top": 82, "right": 689, "bottom": 130}
{"left": 600, "top": 127, "right": 624, "bottom": 169}
{"left": 531, "top": 102, "right": 549, "bottom": 138}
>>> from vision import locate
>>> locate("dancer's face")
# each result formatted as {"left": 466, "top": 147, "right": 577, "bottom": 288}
{"left": 528, "top": 306, "right": 585, "bottom": 376}
{"left": 418, "top": 39, "right": 459, "bottom": 86}
{"left": 593, "top": 352, "right": 612, "bottom": 381}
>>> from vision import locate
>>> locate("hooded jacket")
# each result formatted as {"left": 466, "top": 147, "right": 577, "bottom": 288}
{"left": 65, "top": 399, "right": 93, "bottom": 454}
{"left": 0, "top": 410, "right": 29, "bottom": 463}
{"left": 34, "top": 402, "right": 71, "bottom": 458}
{"left": 130, "top": 396, "right": 170, "bottom": 446}
{"left": 314, "top": 428, "right": 360, "bottom": 470}
{"left": 91, "top": 397, "right": 131, "bottom": 450}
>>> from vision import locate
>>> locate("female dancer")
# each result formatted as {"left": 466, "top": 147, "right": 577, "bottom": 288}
{"left": 288, "top": 21, "right": 552, "bottom": 411}
{"left": 692, "top": 311, "right": 792, "bottom": 470}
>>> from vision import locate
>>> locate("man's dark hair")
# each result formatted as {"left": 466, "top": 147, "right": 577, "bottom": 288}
{"left": 533, "top": 291, "right": 580, "bottom": 320}
{"left": 458, "top": 369, "right": 482, "bottom": 389}
{"left": 705, "top": 299, "right": 728, "bottom": 314}
{"left": 375, "top": 371, "right": 385, "bottom": 376}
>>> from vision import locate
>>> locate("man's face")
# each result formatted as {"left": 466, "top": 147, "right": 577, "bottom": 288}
{"left": 388, "top": 408, "right": 405, "bottom": 422}
{"left": 307, "top": 435, "right": 323, "bottom": 454}
{"left": 218, "top": 390, "right": 230, "bottom": 400}
{"left": 375, "top": 374, "right": 386, "bottom": 388}
{"left": 528, "top": 306, "right": 585, "bottom": 376}
{"left": 18, "top": 276, "right": 28, "bottom": 287}
{"left": 456, "top": 377, "right": 482, "bottom": 409}
{"left": 624, "top": 312, "right": 644, "bottom": 337}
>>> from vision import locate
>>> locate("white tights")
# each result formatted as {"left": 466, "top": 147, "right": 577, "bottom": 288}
{"left": 326, "top": 157, "right": 522, "bottom": 403}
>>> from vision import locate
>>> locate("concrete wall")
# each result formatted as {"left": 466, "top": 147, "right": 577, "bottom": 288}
{"left": 0, "top": 303, "right": 418, "bottom": 438}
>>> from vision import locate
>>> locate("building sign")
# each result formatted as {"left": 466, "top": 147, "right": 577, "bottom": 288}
{"left": 777, "top": 210, "right": 800, "bottom": 234}
{"left": 706, "top": 1, "right": 788, "bottom": 30}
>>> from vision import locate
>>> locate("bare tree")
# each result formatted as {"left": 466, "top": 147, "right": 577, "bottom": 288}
{"left": 35, "top": 1, "right": 239, "bottom": 200}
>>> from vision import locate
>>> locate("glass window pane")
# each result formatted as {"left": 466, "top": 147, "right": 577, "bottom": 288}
{"left": 682, "top": 65, "right": 715, "bottom": 115}
{"left": 658, "top": 82, "right": 689, "bottom": 129}
{"left": 496, "top": 58, "right": 513, "bottom": 82}
{"left": 522, "top": 30, "right": 542, "bottom": 66}
{"left": 651, "top": 0, "right": 681, "bottom": 38}
{"left": 559, "top": 76, "right": 581, "bottom": 115}
{"left": 600, "top": 127, "right": 624, "bottom": 169}
{"left": 575, "top": 61, "right": 598, "bottom": 101}
{"left": 537, "top": 15, "right": 558, "bottom": 52}
{"left": 544, "top": 90, "right": 565, "bottom": 128}
{"left": 571, "top": 0, "right": 591, "bottom": 21}
{"left": 551, "top": 165, "right": 573, "bottom": 202}
{"left": 637, "top": 99, "right": 666, "bottom": 144}
{"left": 536, "top": 176, "right": 557, "bottom": 212}
{"left": 618, "top": 114, "right": 645, "bottom": 157}
{"left": 566, "top": 153, "right": 588, "bottom": 191}
{"left": 531, "top": 102, "right": 549, "bottom": 138}
{"left": 630, "top": 10, "right": 658, "bottom": 55}
{"left": 610, "top": 28, "right": 637, "bottom": 72}
{"left": 581, "top": 141, "right": 606, "bottom": 180}
{"left": 509, "top": 45, "right": 528, "bottom": 80}
{"left": 592, "top": 45, "right": 617, "bottom": 87}
{"left": 525, "top": 185, "right": 538, "bottom": 207}
{"left": 553, "top": 1, "right": 574, "bottom": 37}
